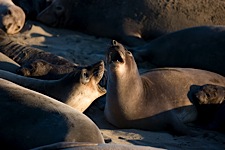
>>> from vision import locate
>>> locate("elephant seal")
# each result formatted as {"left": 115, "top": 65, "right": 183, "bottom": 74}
{"left": 0, "top": 78, "right": 104, "bottom": 149}
{"left": 32, "top": 142, "right": 157, "bottom": 150}
{"left": 194, "top": 84, "right": 225, "bottom": 133}
{"left": 0, "top": 29, "right": 78, "bottom": 79}
{"left": 37, "top": 0, "right": 225, "bottom": 46}
{"left": 104, "top": 40, "right": 225, "bottom": 135}
{"left": 0, "top": 60, "right": 106, "bottom": 112}
{"left": 18, "top": 59, "right": 77, "bottom": 80}
{"left": 132, "top": 26, "right": 225, "bottom": 76}
{"left": 0, "top": 52, "right": 20, "bottom": 73}
{"left": 12, "top": 0, "right": 52, "bottom": 19}
{"left": 0, "top": 0, "right": 25, "bottom": 34}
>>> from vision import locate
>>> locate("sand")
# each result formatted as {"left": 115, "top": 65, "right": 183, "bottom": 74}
{"left": 7, "top": 20, "right": 225, "bottom": 150}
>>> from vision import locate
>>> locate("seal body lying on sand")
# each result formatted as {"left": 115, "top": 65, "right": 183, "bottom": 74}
{"left": 194, "top": 84, "right": 225, "bottom": 133}
{"left": 104, "top": 40, "right": 225, "bottom": 135}
{"left": 32, "top": 142, "right": 158, "bottom": 150}
{"left": 0, "top": 29, "right": 78, "bottom": 79}
{"left": 0, "top": 60, "right": 106, "bottom": 112}
{"left": 37, "top": 0, "right": 225, "bottom": 46}
{"left": 0, "top": 78, "right": 104, "bottom": 149}
{"left": 0, "top": 0, "right": 25, "bottom": 34}
{"left": 133, "top": 26, "right": 225, "bottom": 76}
{"left": 18, "top": 59, "right": 78, "bottom": 79}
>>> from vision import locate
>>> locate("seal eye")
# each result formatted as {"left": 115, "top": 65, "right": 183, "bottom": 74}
{"left": 55, "top": 5, "right": 64, "bottom": 16}
{"left": 80, "top": 69, "right": 90, "bottom": 84}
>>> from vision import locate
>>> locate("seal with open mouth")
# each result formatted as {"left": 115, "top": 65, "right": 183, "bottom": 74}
{"left": 104, "top": 40, "right": 225, "bottom": 135}
{"left": 0, "top": 60, "right": 106, "bottom": 112}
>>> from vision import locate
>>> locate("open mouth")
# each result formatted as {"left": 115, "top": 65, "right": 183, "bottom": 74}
{"left": 92, "top": 61, "right": 107, "bottom": 92}
{"left": 108, "top": 49, "right": 124, "bottom": 64}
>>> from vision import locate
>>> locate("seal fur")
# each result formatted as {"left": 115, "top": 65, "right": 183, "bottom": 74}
{"left": 0, "top": 0, "right": 25, "bottom": 34}
{"left": 104, "top": 40, "right": 225, "bottom": 135}
{"left": 37, "top": 0, "right": 225, "bottom": 46}
{"left": 0, "top": 60, "right": 106, "bottom": 112}
{"left": 0, "top": 78, "right": 104, "bottom": 149}
{"left": 133, "top": 26, "right": 225, "bottom": 76}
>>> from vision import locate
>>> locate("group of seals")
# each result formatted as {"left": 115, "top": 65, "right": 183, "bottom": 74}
{"left": 36, "top": 0, "right": 225, "bottom": 46}
{"left": 0, "top": 0, "right": 25, "bottom": 34}
{"left": 0, "top": 78, "right": 105, "bottom": 149}
{"left": 132, "top": 25, "right": 225, "bottom": 76}
{"left": 0, "top": 60, "right": 106, "bottom": 112}
{"left": 104, "top": 40, "right": 225, "bottom": 135}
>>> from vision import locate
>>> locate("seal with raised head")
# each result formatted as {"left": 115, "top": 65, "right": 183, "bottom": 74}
{"left": 0, "top": 60, "right": 106, "bottom": 112}
{"left": 0, "top": 78, "right": 104, "bottom": 149}
{"left": 37, "top": 0, "right": 225, "bottom": 46}
{"left": 0, "top": 0, "right": 25, "bottom": 34}
{"left": 132, "top": 26, "right": 225, "bottom": 76}
{"left": 104, "top": 40, "right": 225, "bottom": 135}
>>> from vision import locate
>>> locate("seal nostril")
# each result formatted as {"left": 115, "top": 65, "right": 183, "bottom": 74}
{"left": 112, "top": 40, "right": 117, "bottom": 46}
{"left": 6, "top": 23, "right": 12, "bottom": 29}
{"left": 7, "top": 10, "right": 11, "bottom": 15}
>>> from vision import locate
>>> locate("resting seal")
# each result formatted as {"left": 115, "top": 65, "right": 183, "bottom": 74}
{"left": 12, "top": 0, "right": 52, "bottom": 19}
{"left": 0, "top": 29, "right": 78, "bottom": 79}
{"left": 0, "top": 60, "right": 106, "bottom": 112}
{"left": 37, "top": 0, "right": 225, "bottom": 46}
{"left": 133, "top": 26, "right": 225, "bottom": 76}
{"left": 18, "top": 59, "right": 78, "bottom": 79}
{"left": 0, "top": 0, "right": 25, "bottom": 34}
{"left": 0, "top": 78, "right": 104, "bottom": 149}
{"left": 104, "top": 40, "right": 225, "bottom": 135}
{"left": 194, "top": 84, "right": 225, "bottom": 133}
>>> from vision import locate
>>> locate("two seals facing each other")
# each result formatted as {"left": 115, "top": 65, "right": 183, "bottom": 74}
{"left": 104, "top": 40, "right": 225, "bottom": 135}
{"left": 0, "top": 78, "right": 105, "bottom": 149}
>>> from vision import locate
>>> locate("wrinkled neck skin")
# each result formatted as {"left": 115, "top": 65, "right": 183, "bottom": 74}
{"left": 105, "top": 64, "right": 144, "bottom": 125}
